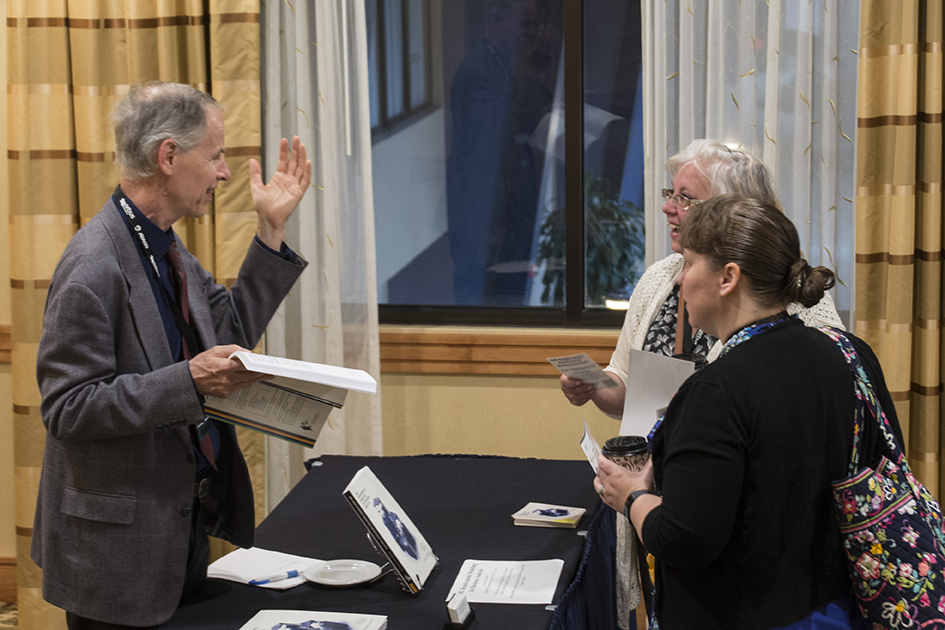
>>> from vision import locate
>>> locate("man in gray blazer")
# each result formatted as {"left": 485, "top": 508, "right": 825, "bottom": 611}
{"left": 32, "top": 82, "right": 312, "bottom": 629}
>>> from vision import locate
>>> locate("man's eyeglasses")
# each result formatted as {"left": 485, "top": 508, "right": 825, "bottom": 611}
{"left": 661, "top": 188, "right": 703, "bottom": 211}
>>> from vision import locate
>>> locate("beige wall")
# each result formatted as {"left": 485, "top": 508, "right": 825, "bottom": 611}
{"left": 382, "top": 372, "right": 620, "bottom": 460}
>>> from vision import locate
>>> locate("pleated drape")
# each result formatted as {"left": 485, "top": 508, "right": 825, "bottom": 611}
{"left": 855, "top": 1, "right": 943, "bottom": 494}
{"left": 261, "top": 0, "right": 383, "bottom": 511}
{"left": 641, "top": 0, "right": 859, "bottom": 319}
{"left": 7, "top": 1, "right": 263, "bottom": 626}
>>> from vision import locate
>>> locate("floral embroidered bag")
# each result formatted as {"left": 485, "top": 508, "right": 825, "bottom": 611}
{"left": 821, "top": 327, "right": 945, "bottom": 628}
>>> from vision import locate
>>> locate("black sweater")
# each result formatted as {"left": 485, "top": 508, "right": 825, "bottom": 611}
{"left": 642, "top": 318, "right": 901, "bottom": 630}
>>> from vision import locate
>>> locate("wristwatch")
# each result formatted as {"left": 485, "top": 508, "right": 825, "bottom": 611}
{"left": 623, "top": 489, "right": 654, "bottom": 520}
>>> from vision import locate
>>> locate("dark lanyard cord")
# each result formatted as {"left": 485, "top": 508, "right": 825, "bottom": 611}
{"left": 113, "top": 189, "right": 200, "bottom": 355}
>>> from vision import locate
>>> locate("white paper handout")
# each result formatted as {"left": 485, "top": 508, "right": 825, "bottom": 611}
{"left": 619, "top": 349, "right": 695, "bottom": 436}
{"left": 205, "top": 352, "right": 377, "bottom": 447}
{"left": 580, "top": 419, "right": 602, "bottom": 474}
{"left": 446, "top": 559, "right": 564, "bottom": 604}
{"left": 207, "top": 546, "right": 320, "bottom": 590}
{"left": 546, "top": 353, "right": 618, "bottom": 389}
{"left": 238, "top": 609, "right": 387, "bottom": 630}
{"left": 343, "top": 466, "right": 438, "bottom": 594}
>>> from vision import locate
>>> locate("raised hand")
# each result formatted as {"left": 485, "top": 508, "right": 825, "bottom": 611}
{"left": 249, "top": 136, "right": 313, "bottom": 250}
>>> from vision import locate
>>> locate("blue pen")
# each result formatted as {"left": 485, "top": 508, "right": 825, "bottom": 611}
{"left": 248, "top": 569, "right": 300, "bottom": 586}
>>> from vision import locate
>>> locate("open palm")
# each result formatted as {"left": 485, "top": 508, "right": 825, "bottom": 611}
{"left": 249, "top": 136, "right": 313, "bottom": 249}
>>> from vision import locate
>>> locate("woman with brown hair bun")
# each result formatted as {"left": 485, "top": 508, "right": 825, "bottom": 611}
{"left": 594, "top": 194, "right": 901, "bottom": 629}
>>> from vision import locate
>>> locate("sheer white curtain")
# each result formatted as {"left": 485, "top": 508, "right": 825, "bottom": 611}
{"left": 642, "top": 0, "right": 859, "bottom": 322}
{"left": 261, "top": 0, "right": 382, "bottom": 511}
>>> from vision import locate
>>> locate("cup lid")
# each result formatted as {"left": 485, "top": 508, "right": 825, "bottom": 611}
{"left": 601, "top": 435, "right": 648, "bottom": 457}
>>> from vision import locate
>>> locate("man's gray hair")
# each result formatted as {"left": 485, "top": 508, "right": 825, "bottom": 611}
{"left": 665, "top": 139, "right": 780, "bottom": 210}
{"left": 112, "top": 81, "right": 220, "bottom": 182}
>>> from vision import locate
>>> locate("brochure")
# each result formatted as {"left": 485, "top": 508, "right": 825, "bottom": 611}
{"left": 205, "top": 352, "right": 377, "bottom": 447}
{"left": 343, "top": 466, "right": 438, "bottom": 594}
{"left": 580, "top": 419, "right": 603, "bottom": 474}
{"left": 546, "top": 353, "right": 618, "bottom": 389}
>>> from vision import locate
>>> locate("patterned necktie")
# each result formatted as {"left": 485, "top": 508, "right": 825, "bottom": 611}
{"left": 167, "top": 239, "right": 217, "bottom": 470}
{"left": 166, "top": 239, "right": 192, "bottom": 359}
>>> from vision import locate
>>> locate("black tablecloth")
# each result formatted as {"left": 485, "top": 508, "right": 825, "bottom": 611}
{"left": 160, "top": 454, "right": 612, "bottom": 630}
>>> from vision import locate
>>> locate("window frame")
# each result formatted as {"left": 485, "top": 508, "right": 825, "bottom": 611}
{"left": 370, "top": 0, "right": 436, "bottom": 142}
{"left": 377, "top": 0, "right": 629, "bottom": 329}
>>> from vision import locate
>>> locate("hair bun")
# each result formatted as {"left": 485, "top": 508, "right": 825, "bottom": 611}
{"left": 786, "top": 258, "right": 834, "bottom": 307}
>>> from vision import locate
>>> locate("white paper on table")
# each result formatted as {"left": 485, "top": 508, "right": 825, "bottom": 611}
{"left": 619, "top": 349, "right": 695, "bottom": 437}
{"left": 207, "top": 546, "right": 320, "bottom": 590}
{"left": 546, "top": 353, "right": 618, "bottom": 389}
{"left": 580, "top": 420, "right": 602, "bottom": 474}
{"left": 445, "top": 559, "right": 564, "bottom": 605}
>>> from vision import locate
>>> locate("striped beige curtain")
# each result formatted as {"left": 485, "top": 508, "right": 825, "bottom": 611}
{"left": 855, "top": 1, "right": 943, "bottom": 495}
{"left": 7, "top": 1, "right": 263, "bottom": 626}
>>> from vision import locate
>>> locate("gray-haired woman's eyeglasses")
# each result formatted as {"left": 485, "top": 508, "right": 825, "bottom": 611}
{"left": 661, "top": 188, "right": 703, "bottom": 211}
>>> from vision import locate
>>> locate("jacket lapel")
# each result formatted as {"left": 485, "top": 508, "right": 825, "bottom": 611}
{"left": 100, "top": 202, "right": 193, "bottom": 452}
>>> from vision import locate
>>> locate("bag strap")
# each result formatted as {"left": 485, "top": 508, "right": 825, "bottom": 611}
{"left": 817, "top": 327, "right": 901, "bottom": 475}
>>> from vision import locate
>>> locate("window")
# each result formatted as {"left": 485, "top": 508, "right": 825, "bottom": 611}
{"left": 371, "top": 0, "right": 644, "bottom": 326}
{"left": 366, "top": 0, "right": 433, "bottom": 134}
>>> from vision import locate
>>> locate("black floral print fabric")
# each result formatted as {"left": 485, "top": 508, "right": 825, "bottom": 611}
{"left": 642, "top": 284, "right": 715, "bottom": 358}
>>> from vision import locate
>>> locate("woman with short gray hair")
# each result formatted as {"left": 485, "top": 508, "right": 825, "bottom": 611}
{"left": 561, "top": 138, "right": 843, "bottom": 416}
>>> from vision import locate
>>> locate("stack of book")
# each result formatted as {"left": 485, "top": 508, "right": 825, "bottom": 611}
{"left": 511, "top": 502, "right": 586, "bottom": 528}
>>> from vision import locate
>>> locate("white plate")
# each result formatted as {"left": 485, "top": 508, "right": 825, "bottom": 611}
{"left": 304, "top": 559, "right": 382, "bottom": 587}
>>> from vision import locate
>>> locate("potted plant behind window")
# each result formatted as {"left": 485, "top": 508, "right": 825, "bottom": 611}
{"left": 535, "top": 172, "right": 645, "bottom": 307}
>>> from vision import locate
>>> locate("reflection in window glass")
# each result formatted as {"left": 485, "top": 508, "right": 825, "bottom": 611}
{"left": 385, "top": 0, "right": 405, "bottom": 120}
{"left": 447, "top": 1, "right": 559, "bottom": 305}
{"left": 581, "top": 0, "right": 645, "bottom": 308}
{"left": 366, "top": 1, "right": 380, "bottom": 128}
{"left": 408, "top": 0, "right": 427, "bottom": 109}
{"left": 371, "top": 1, "right": 645, "bottom": 312}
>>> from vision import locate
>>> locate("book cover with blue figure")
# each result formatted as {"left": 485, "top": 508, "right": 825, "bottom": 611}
{"left": 344, "top": 466, "right": 438, "bottom": 593}
{"left": 238, "top": 609, "right": 386, "bottom": 630}
{"left": 373, "top": 497, "right": 419, "bottom": 560}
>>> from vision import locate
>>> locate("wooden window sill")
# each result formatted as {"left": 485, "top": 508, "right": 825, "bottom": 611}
{"left": 379, "top": 325, "right": 620, "bottom": 375}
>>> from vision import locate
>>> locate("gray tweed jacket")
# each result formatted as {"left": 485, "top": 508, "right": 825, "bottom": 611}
{"left": 31, "top": 198, "right": 306, "bottom": 626}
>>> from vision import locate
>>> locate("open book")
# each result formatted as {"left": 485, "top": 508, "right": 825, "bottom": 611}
{"left": 343, "top": 466, "right": 438, "bottom": 594}
{"left": 205, "top": 352, "right": 377, "bottom": 447}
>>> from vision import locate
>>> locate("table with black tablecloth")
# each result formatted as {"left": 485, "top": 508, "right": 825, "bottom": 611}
{"left": 160, "top": 454, "right": 622, "bottom": 630}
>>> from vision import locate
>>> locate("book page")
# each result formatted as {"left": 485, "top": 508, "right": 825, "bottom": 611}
{"left": 205, "top": 383, "right": 333, "bottom": 446}
{"left": 230, "top": 351, "right": 377, "bottom": 394}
